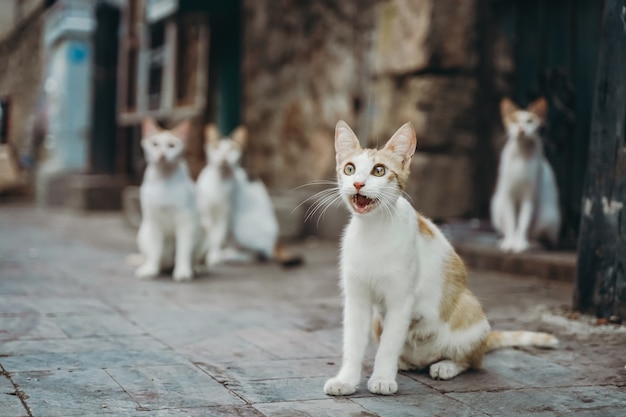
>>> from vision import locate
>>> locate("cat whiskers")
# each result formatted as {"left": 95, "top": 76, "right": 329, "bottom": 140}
{"left": 376, "top": 189, "right": 402, "bottom": 222}
{"left": 303, "top": 188, "right": 343, "bottom": 226}
{"left": 292, "top": 181, "right": 343, "bottom": 226}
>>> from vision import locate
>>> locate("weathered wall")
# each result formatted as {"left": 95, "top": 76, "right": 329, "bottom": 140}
{"left": 0, "top": 7, "right": 45, "bottom": 159}
{"left": 242, "top": 0, "right": 501, "bottom": 220}
{"left": 242, "top": 0, "right": 380, "bottom": 189}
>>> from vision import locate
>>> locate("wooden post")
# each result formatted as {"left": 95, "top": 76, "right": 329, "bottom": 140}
{"left": 574, "top": 0, "right": 626, "bottom": 321}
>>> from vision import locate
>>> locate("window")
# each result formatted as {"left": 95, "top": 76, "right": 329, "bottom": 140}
{"left": 117, "top": 3, "right": 208, "bottom": 125}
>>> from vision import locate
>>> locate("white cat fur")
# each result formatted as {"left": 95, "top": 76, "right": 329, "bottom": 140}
{"left": 491, "top": 97, "right": 561, "bottom": 253}
{"left": 323, "top": 120, "right": 557, "bottom": 396}
{"left": 196, "top": 125, "right": 280, "bottom": 265}
{"left": 135, "top": 118, "right": 203, "bottom": 281}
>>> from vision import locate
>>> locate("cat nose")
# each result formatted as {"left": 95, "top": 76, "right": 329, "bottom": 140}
{"left": 353, "top": 182, "right": 365, "bottom": 191}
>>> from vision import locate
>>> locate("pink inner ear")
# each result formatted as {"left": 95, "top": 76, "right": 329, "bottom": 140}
{"left": 142, "top": 118, "right": 160, "bottom": 138}
{"left": 172, "top": 120, "right": 191, "bottom": 141}
{"left": 335, "top": 120, "right": 360, "bottom": 161}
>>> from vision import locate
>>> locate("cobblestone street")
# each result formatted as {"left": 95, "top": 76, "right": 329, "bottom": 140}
{"left": 0, "top": 203, "right": 625, "bottom": 416}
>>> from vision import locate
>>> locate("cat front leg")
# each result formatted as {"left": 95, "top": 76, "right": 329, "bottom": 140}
{"left": 324, "top": 281, "right": 372, "bottom": 396}
{"left": 135, "top": 221, "right": 163, "bottom": 279}
{"left": 206, "top": 215, "right": 229, "bottom": 268}
{"left": 511, "top": 198, "right": 533, "bottom": 253}
{"left": 494, "top": 195, "right": 516, "bottom": 251}
{"left": 173, "top": 215, "right": 196, "bottom": 281}
{"left": 368, "top": 300, "right": 412, "bottom": 395}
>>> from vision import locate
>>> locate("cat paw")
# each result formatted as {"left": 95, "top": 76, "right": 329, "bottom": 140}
{"left": 367, "top": 376, "right": 398, "bottom": 395}
{"left": 173, "top": 266, "right": 193, "bottom": 282}
{"left": 323, "top": 377, "right": 358, "bottom": 396}
{"left": 135, "top": 264, "right": 159, "bottom": 280}
{"left": 510, "top": 239, "right": 530, "bottom": 253}
{"left": 498, "top": 238, "right": 514, "bottom": 252}
{"left": 429, "top": 361, "right": 462, "bottom": 380}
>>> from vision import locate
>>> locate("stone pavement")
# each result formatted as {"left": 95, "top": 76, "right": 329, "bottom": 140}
{"left": 0, "top": 203, "right": 624, "bottom": 417}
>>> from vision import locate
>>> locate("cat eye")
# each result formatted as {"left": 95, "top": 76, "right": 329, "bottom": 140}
{"left": 344, "top": 163, "right": 355, "bottom": 175}
{"left": 167, "top": 142, "right": 176, "bottom": 148}
{"left": 372, "top": 165, "right": 386, "bottom": 177}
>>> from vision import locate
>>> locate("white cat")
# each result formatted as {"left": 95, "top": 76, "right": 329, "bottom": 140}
{"left": 323, "top": 120, "right": 557, "bottom": 396}
{"left": 196, "top": 124, "right": 246, "bottom": 268}
{"left": 491, "top": 97, "right": 561, "bottom": 253}
{"left": 196, "top": 124, "right": 302, "bottom": 267}
{"left": 135, "top": 118, "right": 203, "bottom": 281}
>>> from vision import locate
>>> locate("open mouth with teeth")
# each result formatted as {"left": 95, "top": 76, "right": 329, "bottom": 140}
{"left": 351, "top": 194, "right": 378, "bottom": 214}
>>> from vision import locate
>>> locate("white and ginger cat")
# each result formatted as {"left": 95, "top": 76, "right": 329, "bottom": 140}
{"left": 135, "top": 118, "right": 203, "bottom": 281}
{"left": 491, "top": 97, "right": 561, "bottom": 253}
{"left": 196, "top": 125, "right": 302, "bottom": 268}
{"left": 196, "top": 125, "right": 244, "bottom": 268}
{"left": 323, "top": 120, "right": 558, "bottom": 396}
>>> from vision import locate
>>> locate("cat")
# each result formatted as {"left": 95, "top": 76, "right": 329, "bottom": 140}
{"left": 196, "top": 124, "right": 302, "bottom": 268}
{"left": 490, "top": 97, "right": 561, "bottom": 253}
{"left": 135, "top": 118, "right": 204, "bottom": 281}
{"left": 323, "top": 120, "right": 558, "bottom": 396}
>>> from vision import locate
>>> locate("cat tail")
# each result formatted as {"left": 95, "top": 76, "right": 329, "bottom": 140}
{"left": 273, "top": 243, "right": 304, "bottom": 268}
{"left": 485, "top": 330, "right": 558, "bottom": 352}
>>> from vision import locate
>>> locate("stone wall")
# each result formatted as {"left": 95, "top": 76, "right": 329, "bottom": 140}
{"left": 242, "top": 0, "right": 380, "bottom": 189}
{"left": 242, "top": 0, "right": 501, "bottom": 220}
{"left": 0, "top": 6, "right": 46, "bottom": 164}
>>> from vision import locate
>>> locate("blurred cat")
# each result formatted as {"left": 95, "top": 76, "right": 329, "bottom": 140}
{"left": 196, "top": 124, "right": 302, "bottom": 268}
{"left": 135, "top": 118, "right": 204, "bottom": 281}
{"left": 490, "top": 97, "right": 561, "bottom": 253}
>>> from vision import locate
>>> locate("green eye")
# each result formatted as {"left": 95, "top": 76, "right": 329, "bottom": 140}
{"left": 344, "top": 163, "right": 355, "bottom": 175}
{"left": 372, "top": 165, "right": 386, "bottom": 177}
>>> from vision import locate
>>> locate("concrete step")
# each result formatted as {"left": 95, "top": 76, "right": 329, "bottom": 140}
{"left": 442, "top": 220, "right": 577, "bottom": 282}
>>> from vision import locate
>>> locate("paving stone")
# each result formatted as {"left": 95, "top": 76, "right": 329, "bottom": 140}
{"left": 11, "top": 368, "right": 139, "bottom": 416}
{"left": 106, "top": 364, "right": 244, "bottom": 409}
{"left": 177, "top": 333, "right": 278, "bottom": 363}
{"left": 407, "top": 349, "right": 578, "bottom": 393}
{"left": 0, "top": 372, "right": 28, "bottom": 417}
{"left": 0, "top": 295, "right": 116, "bottom": 315}
{"left": 1, "top": 205, "right": 625, "bottom": 416}
{"left": 205, "top": 357, "right": 343, "bottom": 381}
{"left": 224, "top": 376, "right": 334, "bottom": 403}
{"left": 237, "top": 328, "right": 338, "bottom": 359}
{"left": 353, "top": 394, "right": 489, "bottom": 417}
{"left": 0, "top": 315, "right": 67, "bottom": 341}
{"left": 1, "top": 346, "right": 187, "bottom": 373}
{"left": 226, "top": 373, "right": 434, "bottom": 404}
{"left": 254, "top": 398, "right": 370, "bottom": 417}
{"left": 75, "top": 405, "right": 266, "bottom": 417}
{"left": 448, "top": 386, "right": 626, "bottom": 416}
{"left": 0, "top": 335, "right": 167, "bottom": 356}
{"left": 51, "top": 313, "right": 145, "bottom": 338}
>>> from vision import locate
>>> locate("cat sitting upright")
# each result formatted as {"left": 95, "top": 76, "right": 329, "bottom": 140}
{"left": 323, "top": 120, "right": 557, "bottom": 397}
{"left": 196, "top": 124, "right": 244, "bottom": 268}
{"left": 196, "top": 124, "right": 302, "bottom": 268}
{"left": 135, "top": 118, "right": 203, "bottom": 281}
{"left": 490, "top": 97, "right": 561, "bottom": 253}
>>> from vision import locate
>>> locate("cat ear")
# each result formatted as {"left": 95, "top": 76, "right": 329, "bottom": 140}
{"left": 335, "top": 120, "right": 360, "bottom": 162}
{"left": 142, "top": 118, "right": 161, "bottom": 138}
{"left": 383, "top": 122, "right": 416, "bottom": 168}
{"left": 500, "top": 97, "right": 519, "bottom": 121}
{"left": 231, "top": 126, "right": 248, "bottom": 148}
{"left": 204, "top": 124, "right": 220, "bottom": 146}
{"left": 171, "top": 119, "right": 191, "bottom": 141}
{"left": 527, "top": 97, "right": 548, "bottom": 122}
